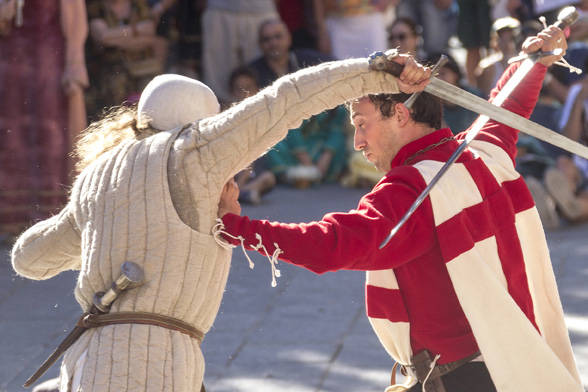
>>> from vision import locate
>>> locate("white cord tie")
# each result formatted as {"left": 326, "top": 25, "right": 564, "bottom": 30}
{"left": 213, "top": 219, "right": 282, "bottom": 286}
{"left": 421, "top": 353, "right": 441, "bottom": 392}
{"left": 538, "top": 15, "right": 582, "bottom": 75}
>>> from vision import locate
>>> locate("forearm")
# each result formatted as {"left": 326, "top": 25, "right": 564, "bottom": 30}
{"left": 465, "top": 62, "right": 546, "bottom": 162}
{"left": 220, "top": 177, "right": 435, "bottom": 273}
{"left": 489, "top": 62, "right": 546, "bottom": 118}
{"left": 61, "top": 0, "right": 89, "bottom": 87}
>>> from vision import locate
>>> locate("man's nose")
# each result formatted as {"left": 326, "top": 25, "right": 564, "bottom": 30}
{"left": 353, "top": 131, "right": 365, "bottom": 151}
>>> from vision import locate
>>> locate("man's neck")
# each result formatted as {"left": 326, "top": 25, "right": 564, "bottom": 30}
{"left": 405, "top": 123, "right": 436, "bottom": 144}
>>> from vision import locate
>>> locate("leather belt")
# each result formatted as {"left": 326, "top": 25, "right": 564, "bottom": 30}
{"left": 78, "top": 311, "right": 205, "bottom": 343}
{"left": 408, "top": 350, "right": 481, "bottom": 392}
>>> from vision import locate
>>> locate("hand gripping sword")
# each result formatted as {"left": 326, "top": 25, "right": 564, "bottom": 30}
{"left": 23, "top": 262, "right": 145, "bottom": 388}
{"left": 376, "top": 6, "right": 581, "bottom": 249}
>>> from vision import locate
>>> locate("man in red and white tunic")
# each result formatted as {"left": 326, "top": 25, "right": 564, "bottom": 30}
{"left": 217, "top": 26, "right": 583, "bottom": 392}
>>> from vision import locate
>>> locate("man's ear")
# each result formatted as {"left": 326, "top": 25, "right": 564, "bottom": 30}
{"left": 394, "top": 103, "right": 411, "bottom": 127}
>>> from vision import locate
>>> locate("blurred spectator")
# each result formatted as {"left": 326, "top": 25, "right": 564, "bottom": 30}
{"left": 248, "top": 18, "right": 332, "bottom": 88}
{"left": 245, "top": 17, "right": 348, "bottom": 188}
{"left": 320, "top": 0, "right": 391, "bottom": 59}
{"left": 395, "top": 0, "right": 457, "bottom": 57}
{"left": 457, "top": 0, "right": 492, "bottom": 89}
{"left": 475, "top": 16, "right": 521, "bottom": 97}
{"left": 426, "top": 52, "right": 484, "bottom": 134}
{"left": 228, "top": 66, "right": 261, "bottom": 105}
{"left": 266, "top": 106, "right": 350, "bottom": 187}
{"left": 548, "top": 77, "right": 588, "bottom": 222}
{"left": 526, "top": 75, "right": 588, "bottom": 229}
{"left": 277, "top": 0, "right": 326, "bottom": 51}
{"left": 568, "top": 0, "right": 588, "bottom": 42}
{"left": 228, "top": 66, "right": 277, "bottom": 205}
{"left": 387, "top": 17, "right": 422, "bottom": 58}
{"left": 85, "top": 0, "right": 166, "bottom": 119}
{"left": 201, "top": 0, "right": 278, "bottom": 104}
{"left": 0, "top": 0, "right": 88, "bottom": 241}
{"left": 168, "top": 0, "right": 206, "bottom": 78}
{"left": 492, "top": 0, "right": 534, "bottom": 22}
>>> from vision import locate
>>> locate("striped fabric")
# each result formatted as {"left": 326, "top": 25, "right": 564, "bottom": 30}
{"left": 366, "top": 139, "right": 582, "bottom": 391}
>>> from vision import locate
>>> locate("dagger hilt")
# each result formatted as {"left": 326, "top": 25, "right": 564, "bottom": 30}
{"left": 92, "top": 261, "right": 145, "bottom": 313}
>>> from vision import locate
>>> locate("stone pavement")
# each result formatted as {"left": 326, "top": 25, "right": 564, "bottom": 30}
{"left": 1, "top": 184, "right": 587, "bottom": 391}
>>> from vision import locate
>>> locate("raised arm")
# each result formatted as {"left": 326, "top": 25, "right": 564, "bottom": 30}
{"left": 460, "top": 25, "right": 568, "bottom": 163}
{"left": 11, "top": 203, "right": 81, "bottom": 280}
{"left": 193, "top": 55, "right": 403, "bottom": 182}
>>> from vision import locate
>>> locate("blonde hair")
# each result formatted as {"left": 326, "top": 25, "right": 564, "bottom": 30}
{"left": 73, "top": 105, "right": 156, "bottom": 172}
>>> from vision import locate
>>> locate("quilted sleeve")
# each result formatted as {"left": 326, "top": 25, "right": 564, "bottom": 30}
{"left": 190, "top": 58, "right": 400, "bottom": 184}
{"left": 11, "top": 202, "right": 82, "bottom": 280}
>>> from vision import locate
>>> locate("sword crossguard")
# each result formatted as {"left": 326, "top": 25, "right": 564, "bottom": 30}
{"left": 404, "top": 55, "right": 448, "bottom": 109}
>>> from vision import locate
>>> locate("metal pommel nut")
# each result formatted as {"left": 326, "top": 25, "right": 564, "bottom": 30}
{"left": 93, "top": 262, "right": 145, "bottom": 313}
{"left": 368, "top": 51, "right": 387, "bottom": 71}
{"left": 120, "top": 261, "right": 145, "bottom": 288}
{"left": 557, "top": 6, "right": 579, "bottom": 28}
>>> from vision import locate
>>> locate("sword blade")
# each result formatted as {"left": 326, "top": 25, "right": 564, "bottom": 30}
{"left": 379, "top": 59, "right": 575, "bottom": 249}
{"left": 23, "top": 325, "right": 88, "bottom": 387}
{"left": 425, "top": 73, "right": 588, "bottom": 159}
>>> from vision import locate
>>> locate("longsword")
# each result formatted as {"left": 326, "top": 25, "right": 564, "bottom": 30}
{"left": 377, "top": 6, "right": 580, "bottom": 249}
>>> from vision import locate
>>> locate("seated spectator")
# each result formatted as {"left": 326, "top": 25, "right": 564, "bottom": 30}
{"left": 527, "top": 75, "right": 588, "bottom": 229}
{"left": 426, "top": 52, "right": 483, "bottom": 134}
{"left": 227, "top": 66, "right": 260, "bottom": 106}
{"left": 265, "top": 105, "right": 350, "bottom": 188}
{"left": 387, "top": 17, "right": 423, "bottom": 58}
{"left": 85, "top": 0, "right": 167, "bottom": 119}
{"left": 248, "top": 18, "right": 333, "bottom": 88}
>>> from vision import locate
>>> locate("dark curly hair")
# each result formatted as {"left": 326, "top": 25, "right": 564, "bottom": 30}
{"left": 367, "top": 92, "right": 443, "bottom": 129}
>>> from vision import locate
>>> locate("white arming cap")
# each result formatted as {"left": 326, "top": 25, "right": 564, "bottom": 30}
{"left": 138, "top": 74, "right": 220, "bottom": 131}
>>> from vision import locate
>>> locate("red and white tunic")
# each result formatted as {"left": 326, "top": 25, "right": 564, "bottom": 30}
{"left": 221, "top": 63, "right": 582, "bottom": 391}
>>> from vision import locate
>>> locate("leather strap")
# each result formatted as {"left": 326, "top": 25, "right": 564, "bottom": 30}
{"left": 79, "top": 311, "right": 205, "bottom": 343}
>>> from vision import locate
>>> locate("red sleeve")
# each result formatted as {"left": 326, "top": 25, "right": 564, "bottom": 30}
{"left": 221, "top": 169, "right": 437, "bottom": 274}
{"left": 456, "top": 62, "right": 547, "bottom": 164}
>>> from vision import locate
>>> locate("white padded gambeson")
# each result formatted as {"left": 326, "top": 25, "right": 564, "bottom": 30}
{"left": 12, "top": 58, "right": 401, "bottom": 391}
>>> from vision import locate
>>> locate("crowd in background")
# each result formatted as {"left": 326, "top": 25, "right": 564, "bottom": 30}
{"left": 2, "top": 0, "right": 588, "bottom": 242}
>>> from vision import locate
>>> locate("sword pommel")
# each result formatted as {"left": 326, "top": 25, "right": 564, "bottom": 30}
{"left": 555, "top": 6, "right": 578, "bottom": 29}
{"left": 93, "top": 262, "right": 145, "bottom": 313}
